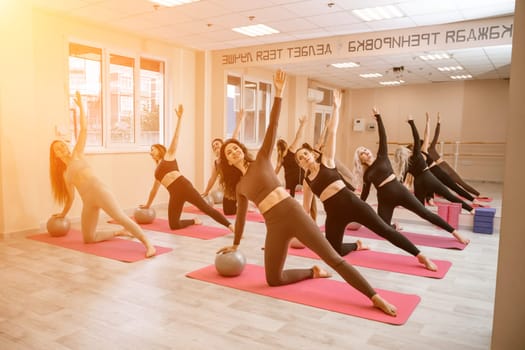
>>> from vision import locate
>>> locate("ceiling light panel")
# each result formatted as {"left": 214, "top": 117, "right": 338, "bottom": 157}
{"left": 232, "top": 24, "right": 279, "bottom": 37}
{"left": 149, "top": 0, "right": 200, "bottom": 7}
{"left": 331, "top": 62, "right": 360, "bottom": 68}
{"left": 352, "top": 5, "right": 404, "bottom": 22}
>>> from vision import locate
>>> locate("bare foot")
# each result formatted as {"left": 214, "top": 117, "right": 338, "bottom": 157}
{"left": 417, "top": 253, "right": 437, "bottom": 271}
{"left": 193, "top": 217, "right": 202, "bottom": 225}
{"left": 145, "top": 244, "right": 156, "bottom": 258}
{"left": 371, "top": 294, "right": 397, "bottom": 316}
{"left": 356, "top": 239, "right": 370, "bottom": 251}
{"left": 312, "top": 265, "right": 332, "bottom": 278}
{"left": 114, "top": 230, "right": 134, "bottom": 239}
{"left": 452, "top": 231, "right": 470, "bottom": 244}
{"left": 228, "top": 224, "right": 235, "bottom": 233}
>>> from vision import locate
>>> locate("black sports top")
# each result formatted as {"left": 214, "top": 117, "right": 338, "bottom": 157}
{"left": 305, "top": 163, "right": 343, "bottom": 198}
{"left": 407, "top": 120, "right": 428, "bottom": 177}
{"left": 361, "top": 114, "right": 394, "bottom": 201}
{"left": 282, "top": 150, "right": 303, "bottom": 183}
{"left": 154, "top": 159, "right": 180, "bottom": 182}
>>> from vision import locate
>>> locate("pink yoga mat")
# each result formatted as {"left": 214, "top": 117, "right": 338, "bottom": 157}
{"left": 183, "top": 205, "right": 265, "bottom": 222}
{"left": 28, "top": 229, "right": 172, "bottom": 262}
{"left": 320, "top": 225, "right": 467, "bottom": 250}
{"left": 186, "top": 264, "right": 420, "bottom": 325}
{"left": 288, "top": 247, "right": 451, "bottom": 279}
{"left": 137, "top": 218, "right": 231, "bottom": 240}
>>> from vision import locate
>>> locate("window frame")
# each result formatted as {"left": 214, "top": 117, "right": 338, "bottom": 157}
{"left": 68, "top": 40, "right": 167, "bottom": 154}
{"left": 225, "top": 72, "right": 272, "bottom": 149}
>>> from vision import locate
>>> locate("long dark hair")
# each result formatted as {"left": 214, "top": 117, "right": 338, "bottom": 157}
{"left": 218, "top": 139, "right": 254, "bottom": 200}
{"left": 276, "top": 139, "right": 287, "bottom": 164}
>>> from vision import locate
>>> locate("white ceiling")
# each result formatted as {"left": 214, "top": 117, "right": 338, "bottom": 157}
{"left": 30, "top": 0, "right": 515, "bottom": 88}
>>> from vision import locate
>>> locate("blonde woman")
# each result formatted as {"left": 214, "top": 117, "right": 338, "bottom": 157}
{"left": 353, "top": 109, "right": 470, "bottom": 245}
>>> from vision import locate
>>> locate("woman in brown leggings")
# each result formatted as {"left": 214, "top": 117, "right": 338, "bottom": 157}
{"left": 217, "top": 69, "right": 396, "bottom": 317}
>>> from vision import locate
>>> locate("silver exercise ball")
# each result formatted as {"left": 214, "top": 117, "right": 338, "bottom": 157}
{"left": 215, "top": 250, "right": 247, "bottom": 277}
{"left": 134, "top": 207, "right": 156, "bottom": 224}
{"left": 46, "top": 216, "right": 71, "bottom": 237}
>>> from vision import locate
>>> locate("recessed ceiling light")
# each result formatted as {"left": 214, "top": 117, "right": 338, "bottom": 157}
{"left": 450, "top": 74, "right": 472, "bottom": 80}
{"left": 352, "top": 5, "right": 404, "bottom": 22}
{"left": 419, "top": 53, "right": 450, "bottom": 61}
{"left": 331, "top": 62, "right": 360, "bottom": 68}
{"left": 149, "top": 0, "right": 200, "bottom": 7}
{"left": 438, "top": 66, "right": 463, "bottom": 72}
{"left": 232, "top": 24, "right": 279, "bottom": 37}
{"left": 380, "top": 80, "right": 405, "bottom": 86}
{"left": 360, "top": 73, "right": 383, "bottom": 78}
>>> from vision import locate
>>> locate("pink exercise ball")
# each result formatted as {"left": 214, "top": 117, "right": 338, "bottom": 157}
{"left": 289, "top": 237, "right": 305, "bottom": 249}
{"left": 215, "top": 250, "right": 246, "bottom": 277}
{"left": 134, "top": 207, "right": 156, "bottom": 224}
{"left": 211, "top": 190, "right": 224, "bottom": 204}
{"left": 347, "top": 222, "right": 362, "bottom": 231}
{"left": 204, "top": 195, "right": 215, "bottom": 207}
{"left": 46, "top": 216, "right": 70, "bottom": 237}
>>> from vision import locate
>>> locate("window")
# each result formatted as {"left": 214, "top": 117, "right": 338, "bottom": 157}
{"left": 226, "top": 74, "right": 271, "bottom": 147}
{"left": 68, "top": 43, "right": 165, "bottom": 150}
{"left": 312, "top": 87, "right": 334, "bottom": 147}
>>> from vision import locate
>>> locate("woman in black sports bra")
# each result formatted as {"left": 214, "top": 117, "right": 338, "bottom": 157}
{"left": 353, "top": 109, "right": 470, "bottom": 245}
{"left": 405, "top": 115, "right": 474, "bottom": 217}
{"left": 141, "top": 104, "right": 233, "bottom": 231}
{"left": 296, "top": 92, "right": 437, "bottom": 271}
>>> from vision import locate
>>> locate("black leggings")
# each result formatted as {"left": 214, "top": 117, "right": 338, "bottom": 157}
{"left": 439, "top": 161, "right": 480, "bottom": 197}
{"left": 429, "top": 165, "right": 475, "bottom": 201}
{"left": 413, "top": 170, "right": 473, "bottom": 212}
{"left": 285, "top": 178, "right": 301, "bottom": 197}
{"left": 323, "top": 189, "right": 420, "bottom": 257}
{"left": 222, "top": 196, "right": 237, "bottom": 215}
{"left": 377, "top": 180, "right": 455, "bottom": 233}
{"left": 167, "top": 177, "right": 231, "bottom": 229}
{"left": 263, "top": 197, "right": 376, "bottom": 298}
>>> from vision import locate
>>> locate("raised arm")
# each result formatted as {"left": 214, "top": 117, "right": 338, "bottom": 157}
{"left": 320, "top": 90, "right": 341, "bottom": 168}
{"left": 315, "top": 120, "right": 328, "bottom": 151}
{"left": 288, "top": 115, "right": 308, "bottom": 152}
{"left": 421, "top": 112, "right": 431, "bottom": 153}
{"left": 373, "top": 108, "right": 388, "bottom": 158}
{"left": 71, "top": 91, "right": 87, "bottom": 158}
{"left": 231, "top": 108, "right": 245, "bottom": 140}
{"left": 165, "top": 104, "right": 184, "bottom": 160}
{"left": 428, "top": 113, "right": 441, "bottom": 160}
{"left": 256, "top": 69, "right": 286, "bottom": 160}
{"left": 407, "top": 115, "right": 421, "bottom": 155}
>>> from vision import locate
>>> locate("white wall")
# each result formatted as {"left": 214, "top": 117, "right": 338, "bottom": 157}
{"left": 0, "top": 3, "right": 200, "bottom": 235}
{"left": 339, "top": 80, "right": 508, "bottom": 182}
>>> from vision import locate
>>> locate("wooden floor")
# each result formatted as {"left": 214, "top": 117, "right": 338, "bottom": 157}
{"left": 0, "top": 181, "right": 501, "bottom": 350}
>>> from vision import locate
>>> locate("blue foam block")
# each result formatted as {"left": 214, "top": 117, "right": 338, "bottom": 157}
{"left": 475, "top": 208, "right": 496, "bottom": 217}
